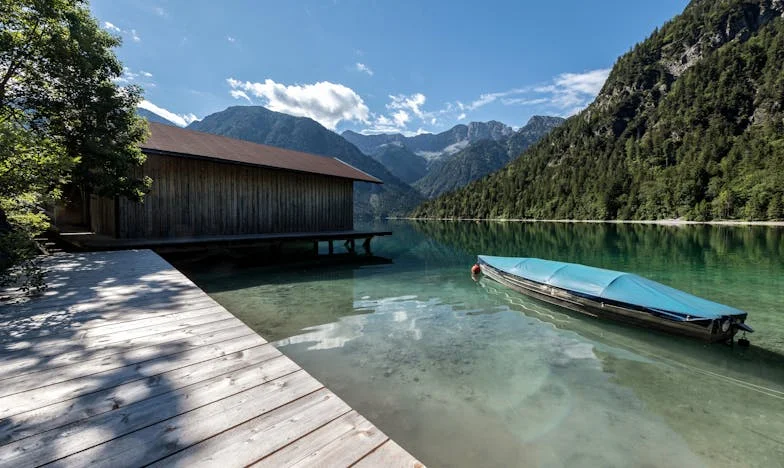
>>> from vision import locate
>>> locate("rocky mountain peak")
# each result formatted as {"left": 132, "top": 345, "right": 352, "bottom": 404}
{"left": 467, "top": 120, "right": 515, "bottom": 141}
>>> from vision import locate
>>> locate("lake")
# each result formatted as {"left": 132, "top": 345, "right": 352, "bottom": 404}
{"left": 172, "top": 221, "right": 784, "bottom": 468}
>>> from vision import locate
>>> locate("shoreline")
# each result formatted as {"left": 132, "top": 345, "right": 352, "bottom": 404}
{"left": 392, "top": 217, "right": 784, "bottom": 227}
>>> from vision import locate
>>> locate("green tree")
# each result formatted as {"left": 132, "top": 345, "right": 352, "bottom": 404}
{"left": 768, "top": 195, "right": 783, "bottom": 220}
{"left": 0, "top": 0, "right": 150, "bottom": 290}
{"left": 412, "top": 0, "right": 784, "bottom": 222}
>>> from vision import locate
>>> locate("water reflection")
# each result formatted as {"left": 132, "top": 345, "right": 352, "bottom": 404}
{"left": 174, "top": 220, "right": 784, "bottom": 468}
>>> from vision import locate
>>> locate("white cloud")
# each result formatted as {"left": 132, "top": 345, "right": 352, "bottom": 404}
{"left": 387, "top": 93, "right": 426, "bottom": 118}
{"left": 139, "top": 100, "right": 198, "bottom": 127}
{"left": 359, "top": 93, "right": 430, "bottom": 134}
{"left": 103, "top": 22, "right": 142, "bottom": 44}
{"left": 113, "top": 67, "right": 156, "bottom": 89}
{"left": 501, "top": 97, "right": 548, "bottom": 106}
{"left": 449, "top": 68, "right": 610, "bottom": 120}
{"left": 555, "top": 69, "right": 609, "bottom": 95}
{"left": 391, "top": 110, "right": 409, "bottom": 127}
{"left": 229, "top": 89, "right": 252, "bottom": 102}
{"left": 523, "top": 68, "right": 611, "bottom": 115}
{"left": 359, "top": 125, "right": 423, "bottom": 137}
{"left": 355, "top": 62, "right": 373, "bottom": 76}
{"left": 227, "top": 36, "right": 236, "bottom": 43}
{"left": 114, "top": 67, "right": 137, "bottom": 84}
{"left": 103, "top": 21, "right": 122, "bottom": 33}
{"left": 226, "top": 78, "right": 369, "bottom": 130}
{"left": 468, "top": 91, "right": 513, "bottom": 110}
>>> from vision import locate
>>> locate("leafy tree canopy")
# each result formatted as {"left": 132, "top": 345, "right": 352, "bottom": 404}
{"left": 1, "top": 0, "right": 149, "bottom": 289}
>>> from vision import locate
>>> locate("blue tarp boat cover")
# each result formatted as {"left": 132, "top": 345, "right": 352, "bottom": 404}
{"left": 478, "top": 256, "right": 746, "bottom": 321}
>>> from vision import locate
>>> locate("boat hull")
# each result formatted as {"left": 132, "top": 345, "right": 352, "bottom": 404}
{"left": 478, "top": 260, "right": 744, "bottom": 343}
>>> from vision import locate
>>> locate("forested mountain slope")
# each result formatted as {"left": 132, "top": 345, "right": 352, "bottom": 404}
{"left": 413, "top": 0, "right": 784, "bottom": 220}
{"left": 370, "top": 144, "right": 428, "bottom": 184}
{"left": 414, "top": 116, "right": 564, "bottom": 198}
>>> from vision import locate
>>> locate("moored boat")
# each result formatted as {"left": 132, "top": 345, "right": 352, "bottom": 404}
{"left": 476, "top": 256, "right": 753, "bottom": 343}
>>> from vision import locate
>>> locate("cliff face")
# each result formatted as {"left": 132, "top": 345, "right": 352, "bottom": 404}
{"left": 342, "top": 120, "right": 515, "bottom": 160}
{"left": 413, "top": 0, "right": 784, "bottom": 221}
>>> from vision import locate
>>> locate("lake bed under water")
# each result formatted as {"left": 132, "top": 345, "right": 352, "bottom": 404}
{"left": 172, "top": 221, "right": 784, "bottom": 468}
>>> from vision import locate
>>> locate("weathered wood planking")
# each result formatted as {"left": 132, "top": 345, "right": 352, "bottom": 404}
{"left": 0, "top": 250, "right": 422, "bottom": 467}
{"left": 91, "top": 153, "right": 355, "bottom": 239}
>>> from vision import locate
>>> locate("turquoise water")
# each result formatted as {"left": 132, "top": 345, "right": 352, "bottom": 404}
{"left": 173, "top": 221, "right": 784, "bottom": 468}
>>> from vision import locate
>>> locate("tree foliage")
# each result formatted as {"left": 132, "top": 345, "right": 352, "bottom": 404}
{"left": 0, "top": 0, "right": 149, "bottom": 290}
{"left": 412, "top": 0, "right": 784, "bottom": 221}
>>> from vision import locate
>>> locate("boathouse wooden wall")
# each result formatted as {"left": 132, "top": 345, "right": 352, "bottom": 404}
{"left": 93, "top": 153, "right": 354, "bottom": 239}
{"left": 89, "top": 195, "right": 117, "bottom": 237}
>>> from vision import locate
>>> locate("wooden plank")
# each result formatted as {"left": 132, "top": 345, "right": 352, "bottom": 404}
{"left": 153, "top": 390, "right": 352, "bottom": 467}
{"left": 0, "top": 353, "right": 299, "bottom": 468}
{"left": 1, "top": 276, "right": 204, "bottom": 310}
{"left": 0, "top": 296, "right": 219, "bottom": 341}
{"left": 0, "top": 303, "right": 226, "bottom": 346}
{"left": 0, "top": 250, "right": 422, "bottom": 467}
{"left": 284, "top": 412, "right": 387, "bottom": 467}
{"left": 53, "top": 372, "right": 324, "bottom": 468}
{"left": 0, "top": 343, "right": 282, "bottom": 445}
{"left": 0, "top": 333, "right": 266, "bottom": 418}
{"left": 0, "top": 318, "right": 246, "bottom": 378}
{"left": 1, "top": 288, "right": 209, "bottom": 319}
{"left": 0, "top": 310, "right": 232, "bottom": 360}
{"left": 354, "top": 440, "right": 426, "bottom": 468}
{"left": 252, "top": 411, "right": 369, "bottom": 467}
{"left": 0, "top": 320, "right": 253, "bottom": 398}
{"left": 0, "top": 294, "right": 215, "bottom": 329}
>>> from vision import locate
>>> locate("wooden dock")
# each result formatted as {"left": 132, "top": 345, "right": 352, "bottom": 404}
{"left": 0, "top": 250, "right": 422, "bottom": 467}
{"left": 57, "top": 229, "right": 392, "bottom": 255}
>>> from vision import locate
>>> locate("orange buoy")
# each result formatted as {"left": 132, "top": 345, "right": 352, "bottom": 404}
{"left": 471, "top": 264, "right": 481, "bottom": 275}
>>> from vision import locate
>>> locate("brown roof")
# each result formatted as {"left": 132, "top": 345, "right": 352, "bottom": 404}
{"left": 141, "top": 122, "right": 382, "bottom": 184}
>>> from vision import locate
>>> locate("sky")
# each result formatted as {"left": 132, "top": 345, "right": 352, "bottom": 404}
{"left": 91, "top": 0, "right": 690, "bottom": 135}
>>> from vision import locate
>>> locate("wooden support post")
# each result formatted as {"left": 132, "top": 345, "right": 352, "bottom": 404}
{"left": 362, "top": 237, "right": 372, "bottom": 255}
{"left": 344, "top": 239, "right": 355, "bottom": 254}
{"left": 328, "top": 240, "right": 334, "bottom": 255}
{"left": 350, "top": 238, "right": 355, "bottom": 254}
{"left": 313, "top": 240, "right": 318, "bottom": 256}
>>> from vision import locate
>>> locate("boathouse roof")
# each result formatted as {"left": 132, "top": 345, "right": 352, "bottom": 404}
{"left": 141, "top": 122, "right": 382, "bottom": 184}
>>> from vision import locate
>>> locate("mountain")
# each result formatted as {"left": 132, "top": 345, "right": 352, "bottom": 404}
{"left": 340, "top": 131, "right": 407, "bottom": 156}
{"left": 342, "top": 120, "right": 514, "bottom": 162}
{"left": 187, "top": 106, "right": 423, "bottom": 219}
{"left": 413, "top": 0, "right": 784, "bottom": 221}
{"left": 414, "top": 140, "right": 510, "bottom": 198}
{"left": 138, "top": 108, "right": 178, "bottom": 126}
{"left": 369, "top": 144, "right": 428, "bottom": 184}
{"left": 505, "top": 116, "right": 566, "bottom": 158}
{"left": 415, "top": 116, "right": 564, "bottom": 198}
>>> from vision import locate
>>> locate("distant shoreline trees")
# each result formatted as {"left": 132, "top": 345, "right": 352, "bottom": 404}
{"left": 1, "top": 0, "right": 150, "bottom": 291}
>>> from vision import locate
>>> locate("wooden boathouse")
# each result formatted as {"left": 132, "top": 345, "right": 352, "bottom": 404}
{"left": 77, "top": 123, "right": 389, "bottom": 251}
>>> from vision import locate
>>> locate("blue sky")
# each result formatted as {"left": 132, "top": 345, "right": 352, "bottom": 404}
{"left": 91, "top": 0, "right": 690, "bottom": 134}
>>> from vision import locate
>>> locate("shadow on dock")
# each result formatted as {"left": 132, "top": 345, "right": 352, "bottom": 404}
{"left": 0, "top": 252, "right": 192, "bottom": 464}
